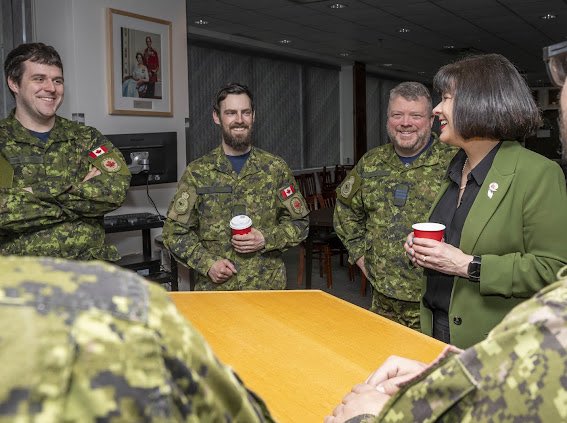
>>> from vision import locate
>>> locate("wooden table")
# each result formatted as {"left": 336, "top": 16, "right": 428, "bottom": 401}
{"left": 170, "top": 290, "right": 445, "bottom": 423}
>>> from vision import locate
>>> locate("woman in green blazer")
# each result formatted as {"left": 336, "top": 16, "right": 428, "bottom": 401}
{"left": 404, "top": 54, "right": 567, "bottom": 349}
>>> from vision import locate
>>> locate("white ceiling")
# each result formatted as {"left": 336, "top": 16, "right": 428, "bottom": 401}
{"left": 186, "top": 0, "right": 567, "bottom": 86}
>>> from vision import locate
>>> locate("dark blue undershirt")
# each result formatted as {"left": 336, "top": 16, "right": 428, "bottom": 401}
{"left": 28, "top": 129, "right": 51, "bottom": 142}
{"left": 397, "top": 135, "right": 434, "bottom": 165}
{"left": 226, "top": 151, "right": 251, "bottom": 174}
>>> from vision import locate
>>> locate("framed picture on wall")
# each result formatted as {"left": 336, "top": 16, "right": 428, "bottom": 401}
{"left": 106, "top": 8, "right": 172, "bottom": 116}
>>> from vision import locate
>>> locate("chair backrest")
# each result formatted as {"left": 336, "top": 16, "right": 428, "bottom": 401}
{"left": 322, "top": 194, "right": 336, "bottom": 209}
{"left": 295, "top": 172, "right": 318, "bottom": 198}
{"left": 334, "top": 164, "right": 354, "bottom": 184}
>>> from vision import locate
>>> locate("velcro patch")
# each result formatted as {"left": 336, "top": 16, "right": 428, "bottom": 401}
{"left": 91, "top": 151, "right": 129, "bottom": 176}
{"left": 168, "top": 184, "right": 197, "bottom": 224}
{"left": 0, "top": 154, "right": 14, "bottom": 188}
{"left": 336, "top": 168, "right": 361, "bottom": 206}
{"left": 281, "top": 193, "right": 309, "bottom": 218}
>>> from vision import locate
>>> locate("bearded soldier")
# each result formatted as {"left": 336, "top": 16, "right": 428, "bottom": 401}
{"left": 334, "top": 82, "right": 453, "bottom": 329}
{"left": 163, "top": 83, "right": 308, "bottom": 290}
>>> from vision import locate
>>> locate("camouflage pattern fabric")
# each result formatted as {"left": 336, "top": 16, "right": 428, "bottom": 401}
{"left": 370, "top": 265, "right": 567, "bottom": 422}
{"left": 0, "top": 256, "right": 275, "bottom": 422}
{"left": 371, "top": 291, "right": 420, "bottom": 330}
{"left": 163, "top": 145, "right": 309, "bottom": 290}
{"left": 334, "top": 136, "right": 454, "bottom": 322}
{"left": 0, "top": 112, "right": 130, "bottom": 260}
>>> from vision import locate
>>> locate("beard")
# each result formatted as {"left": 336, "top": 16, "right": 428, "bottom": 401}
{"left": 387, "top": 126, "right": 431, "bottom": 156}
{"left": 222, "top": 123, "right": 253, "bottom": 152}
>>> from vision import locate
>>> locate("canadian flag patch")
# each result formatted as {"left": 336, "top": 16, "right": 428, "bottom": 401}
{"left": 280, "top": 185, "right": 295, "bottom": 199}
{"left": 89, "top": 145, "right": 108, "bottom": 159}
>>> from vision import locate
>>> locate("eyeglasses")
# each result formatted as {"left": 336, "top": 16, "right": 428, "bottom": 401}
{"left": 543, "top": 41, "right": 567, "bottom": 87}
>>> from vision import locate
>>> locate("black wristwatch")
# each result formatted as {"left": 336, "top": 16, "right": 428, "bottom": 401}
{"left": 467, "top": 255, "right": 481, "bottom": 282}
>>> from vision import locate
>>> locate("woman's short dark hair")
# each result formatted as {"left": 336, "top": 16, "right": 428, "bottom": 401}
{"left": 433, "top": 53, "right": 541, "bottom": 140}
{"left": 213, "top": 83, "right": 254, "bottom": 114}
{"left": 4, "top": 43, "right": 63, "bottom": 97}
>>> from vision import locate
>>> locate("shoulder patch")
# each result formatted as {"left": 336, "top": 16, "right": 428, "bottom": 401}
{"left": 168, "top": 184, "right": 197, "bottom": 224}
{"left": 0, "top": 154, "right": 14, "bottom": 188}
{"left": 336, "top": 169, "right": 361, "bottom": 206}
{"left": 89, "top": 148, "right": 130, "bottom": 176}
{"left": 279, "top": 187, "right": 309, "bottom": 218}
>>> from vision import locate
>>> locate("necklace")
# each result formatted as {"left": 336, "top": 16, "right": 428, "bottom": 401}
{"left": 459, "top": 158, "right": 469, "bottom": 191}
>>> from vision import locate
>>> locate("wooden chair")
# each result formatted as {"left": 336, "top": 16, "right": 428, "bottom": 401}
{"left": 295, "top": 172, "right": 323, "bottom": 210}
{"left": 334, "top": 164, "right": 355, "bottom": 185}
{"left": 297, "top": 196, "right": 343, "bottom": 289}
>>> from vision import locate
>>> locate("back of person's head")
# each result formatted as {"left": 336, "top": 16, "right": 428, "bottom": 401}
{"left": 4, "top": 42, "right": 63, "bottom": 97}
{"left": 388, "top": 81, "right": 432, "bottom": 115}
{"left": 433, "top": 53, "right": 540, "bottom": 141}
{"left": 213, "top": 82, "right": 254, "bottom": 114}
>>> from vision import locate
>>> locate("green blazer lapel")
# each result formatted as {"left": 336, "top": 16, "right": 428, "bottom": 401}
{"left": 460, "top": 142, "right": 520, "bottom": 254}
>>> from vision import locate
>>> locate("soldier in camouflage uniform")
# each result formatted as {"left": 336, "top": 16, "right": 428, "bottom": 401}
{"left": 334, "top": 82, "right": 454, "bottom": 329}
{"left": 0, "top": 43, "right": 130, "bottom": 260}
{"left": 0, "top": 255, "right": 274, "bottom": 422}
{"left": 163, "top": 83, "right": 308, "bottom": 290}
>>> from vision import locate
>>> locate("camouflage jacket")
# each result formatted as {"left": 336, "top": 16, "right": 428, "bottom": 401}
{"left": 0, "top": 112, "right": 130, "bottom": 260}
{"left": 334, "top": 136, "right": 454, "bottom": 301}
{"left": 0, "top": 256, "right": 275, "bottom": 422}
{"left": 371, "top": 265, "right": 567, "bottom": 422}
{"left": 163, "top": 145, "right": 309, "bottom": 290}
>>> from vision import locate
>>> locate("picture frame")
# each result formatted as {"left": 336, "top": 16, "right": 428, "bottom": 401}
{"left": 106, "top": 8, "right": 172, "bottom": 116}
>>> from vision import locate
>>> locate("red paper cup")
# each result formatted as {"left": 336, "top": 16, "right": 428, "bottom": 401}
{"left": 230, "top": 215, "right": 252, "bottom": 235}
{"left": 412, "top": 222, "right": 445, "bottom": 242}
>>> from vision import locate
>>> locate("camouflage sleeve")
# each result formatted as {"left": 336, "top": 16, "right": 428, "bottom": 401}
{"left": 0, "top": 187, "right": 74, "bottom": 234}
{"left": 147, "top": 283, "right": 276, "bottom": 422}
{"left": 162, "top": 169, "right": 221, "bottom": 276}
{"left": 31, "top": 128, "right": 131, "bottom": 217}
{"left": 376, "top": 269, "right": 567, "bottom": 422}
{"left": 262, "top": 167, "right": 309, "bottom": 252}
{"left": 333, "top": 167, "right": 366, "bottom": 264}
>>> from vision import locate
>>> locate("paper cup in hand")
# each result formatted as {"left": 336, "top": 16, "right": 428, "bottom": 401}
{"left": 230, "top": 215, "right": 252, "bottom": 235}
{"left": 412, "top": 222, "right": 445, "bottom": 242}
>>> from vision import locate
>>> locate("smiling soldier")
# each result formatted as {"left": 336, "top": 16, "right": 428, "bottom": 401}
{"left": 334, "top": 82, "right": 454, "bottom": 329}
{"left": 163, "top": 82, "right": 308, "bottom": 290}
{"left": 0, "top": 43, "right": 130, "bottom": 260}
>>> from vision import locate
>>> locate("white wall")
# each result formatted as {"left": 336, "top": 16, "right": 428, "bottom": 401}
{"left": 33, "top": 0, "right": 188, "bottom": 255}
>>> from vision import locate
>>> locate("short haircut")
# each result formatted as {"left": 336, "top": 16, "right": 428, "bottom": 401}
{"left": 388, "top": 81, "right": 432, "bottom": 115}
{"left": 213, "top": 83, "right": 254, "bottom": 114}
{"left": 4, "top": 42, "right": 63, "bottom": 97}
{"left": 433, "top": 53, "right": 541, "bottom": 140}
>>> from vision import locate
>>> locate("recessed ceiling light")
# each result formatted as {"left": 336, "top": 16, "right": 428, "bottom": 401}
{"left": 194, "top": 19, "right": 209, "bottom": 25}
{"left": 541, "top": 13, "right": 556, "bottom": 20}
{"left": 443, "top": 45, "right": 455, "bottom": 49}
{"left": 329, "top": 3, "right": 347, "bottom": 9}
{"left": 417, "top": 71, "right": 426, "bottom": 75}
{"left": 339, "top": 52, "right": 350, "bottom": 57}
{"left": 381, "top": 63, "right": 393, "bottom": 67}
{"left": 279, "top": 39, "right": 292, "bottom": 44}
{"left": 398, "top": 28, "right": 410, "bottom": 33}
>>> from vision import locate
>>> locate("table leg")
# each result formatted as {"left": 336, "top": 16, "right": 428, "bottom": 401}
{"left": 305, "top": 235, "right": 313, "bottom": 289}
